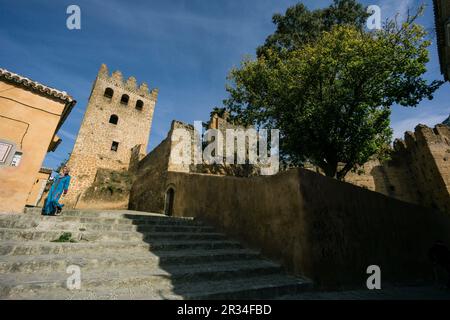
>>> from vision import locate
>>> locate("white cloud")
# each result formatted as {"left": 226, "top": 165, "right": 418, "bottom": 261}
{"left": 58, "top": 129, "right": 77, "bottom": 141}
{"left": 391, "top": 111, "right": 448, "bottom": 140}
{"left": 378, "top": 0, "right": 415, "bottom": 22}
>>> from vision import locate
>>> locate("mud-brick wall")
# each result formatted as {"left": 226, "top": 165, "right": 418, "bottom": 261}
{"left": 160, "top": 168, "right": 450, "bottom": 288}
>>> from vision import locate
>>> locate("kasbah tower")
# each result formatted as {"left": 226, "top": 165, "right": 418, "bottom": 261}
{"left": 63, "top": 64, "right": 158, "bottom": 207}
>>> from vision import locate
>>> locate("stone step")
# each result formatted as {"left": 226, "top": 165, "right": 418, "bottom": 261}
{"left": 1, "top": 208, "right": 315, "bottom": 300}
{"left": 0, "top": 258, "right": 276, "bottom": 292}
{"left": 0, "top": 219, "right": 214, "bottom": 233}
{"left": 0, "top": 240, "right": 148, "bottom": 256}
{"left": 0, "top": 228, "right": 227, "bottom": 242}
{"left": 1, "top": 213, "right": 205, "bottom": 227}
{"left": 0, "top": 240, "right": 243, "bottom": 256}
{"left": 0, "top": 216, "right": 39, "bottom": 229}
{"left": 0, "top": 248, "right": 261, "bottom": 273}
{"left": 1, "top": 272, "right": 312, "bottom": 300}
{"left": 24, "top": 208, "right": 197, "bottom": 223}
{"left": 66, "top": 223, "right": 213, "bottom": 233}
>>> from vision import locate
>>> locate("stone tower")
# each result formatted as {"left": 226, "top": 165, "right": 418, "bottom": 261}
{"left": 64, "top": 64, "right": 158, "bottom": 207}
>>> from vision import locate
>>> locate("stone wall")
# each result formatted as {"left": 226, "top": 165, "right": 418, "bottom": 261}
{"left": 343, "top": 124, "right": 450, "bottom": 214}
{"left": 75, "top": 168, "right": 134, "bottom": 210}
{"left": 129, "top": 144, "right": 146, "bottom": 173}
{"left": 64, "top": 64, "right": 157, "bottom": 208}
{"left": 415, "top": 124, "right": 450, "bottom": 212}
{"left": 129, "top": 125, "right": 173, "bottom": 213}
{"left": 129, "top": 116, "right": 263, "bottom": 213}
{"left": 130, "top": 168, "right": 450, "bottom": 288}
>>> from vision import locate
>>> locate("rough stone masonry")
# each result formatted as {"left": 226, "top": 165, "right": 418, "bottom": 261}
{"left": 63, "top": 64, "right": 158, "bottom": 208}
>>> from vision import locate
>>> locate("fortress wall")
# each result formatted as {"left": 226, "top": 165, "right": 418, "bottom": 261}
{"left": 149, "top": 168, "right": 450, "bottom": 288}
{"left": 344, "top": 124, "right": 450, "bottom": 213}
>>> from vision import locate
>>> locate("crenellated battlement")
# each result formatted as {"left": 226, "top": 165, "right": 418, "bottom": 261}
{"left": 97, "top": 63, "right": 158, "bottom": 100}
{"left": 64, "top": 64, "right": 158, "bottom": 209}
{"left": 352, "top": 122, "right": 450, "bottom": 214}
{"left": 394, "top": 123, "right": 450, "bottom": 152}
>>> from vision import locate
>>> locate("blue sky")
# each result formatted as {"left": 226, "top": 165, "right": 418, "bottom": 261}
{"left": 0, "top": 0, "right": 449, "bottom": 169}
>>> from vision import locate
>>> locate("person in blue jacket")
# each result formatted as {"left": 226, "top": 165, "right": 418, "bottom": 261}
{"left": 42, "top": 166, "right": 71, "bottom": 216}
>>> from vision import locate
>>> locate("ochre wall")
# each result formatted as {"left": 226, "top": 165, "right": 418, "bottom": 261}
{"left": 0, "top": 81, "right": 66, "bottom": 213}
{"left": 25, "top": 170, "right": 51, "bottom": 206}
{"left": 130, "top": 168, "right": 450, "bottom": 288}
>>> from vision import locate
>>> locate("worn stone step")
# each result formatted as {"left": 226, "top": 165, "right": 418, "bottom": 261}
{"left": 0, "top": 240, "right": 148, "bottom": 256}
{"left": 23, "top": 208, "right": 196, "bottom": 223}
{"left": 2, "top": 208, "right": 316, "bottom": 300}
{"left": 0, "top": 219, "right": 214, "bottom": 233}
{"left": 0, "top": 248, "right": 261, "bottom": 273}
{"left": 0, "top": 260, "right": 280, "bottom": 297}
{"left": 0, "top": 214, "right": 205, "bottom": 228}
{"left": 60, "top": 223, "right": 213, "bottom": 233}
{"left": 1, "top": 273, "right": 312, "bottom": 300}
{"left": 0, "top": 240, "right": 242, "bottom": 256}
{"left": 0, "top": 216, "right": 40, "bottom": 229}
{"left": 0, "top": 228, "right": 227, "bottom": 242}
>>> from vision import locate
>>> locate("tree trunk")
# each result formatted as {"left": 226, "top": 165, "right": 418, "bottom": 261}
{"left": 336, "top": 162, "right": 354, "bottom": 181}
{"left": 322, "top": 162, "right": 337, "bottom": 178}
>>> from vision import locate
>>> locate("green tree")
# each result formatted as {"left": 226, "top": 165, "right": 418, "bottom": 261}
{"left": 209, "top": 106, "right": 227, "bottom": 119}
{"left": 225, "top": 6, "right": 442, "bottom": 179}
{"left": 257, "top": 0, "right": 369, "bottom": 57}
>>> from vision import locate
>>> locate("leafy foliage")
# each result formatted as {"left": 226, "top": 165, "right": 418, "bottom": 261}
{"left": 210, "top": 106, "right": 227, "bottom": 119}
{"left": 224, "top": 3, "right": 443, "bottom": 179}
{"left": 257, "top": 0, "right": 369, "bottom": 57}
{"left": 51, "top": 232, "right": 77, "bottom": 243}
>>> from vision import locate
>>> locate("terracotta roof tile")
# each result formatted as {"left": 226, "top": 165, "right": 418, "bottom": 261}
{"left": 0, "top": 67, "right": 74, "bottom": 103}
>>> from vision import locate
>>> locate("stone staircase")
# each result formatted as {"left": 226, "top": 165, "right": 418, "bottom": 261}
{"left": 0, "top": 208, "right": 312, "bottom": 300}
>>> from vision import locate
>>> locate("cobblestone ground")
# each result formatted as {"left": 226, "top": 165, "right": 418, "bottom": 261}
{"left": 282, "top": 285, "right": 450, "bottom": 300}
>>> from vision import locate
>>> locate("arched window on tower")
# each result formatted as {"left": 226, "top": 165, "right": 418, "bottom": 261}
{"left": 120, "top": 94, "right": 129, "bottom": 105}
{"left": 109, "top": 114, "right": 118, "bottom": 125}
{"left": 135, "top": 100, "right": 144, "bottom": 111}
{"left": 104, "top": 87, "right": 114, "bottom": 99}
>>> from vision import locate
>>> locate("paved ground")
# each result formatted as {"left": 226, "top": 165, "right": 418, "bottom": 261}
{"left": 282, "top": 285, "right": 450, "bottom": 300}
